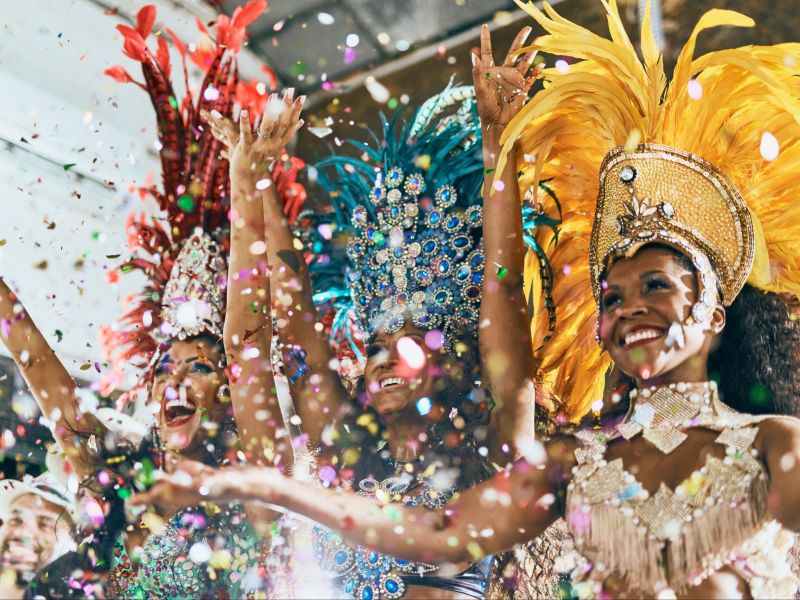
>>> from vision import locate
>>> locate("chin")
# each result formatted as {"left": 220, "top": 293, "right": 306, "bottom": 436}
{"left": 160, "top": 418, "right": 203, "bottom": 453}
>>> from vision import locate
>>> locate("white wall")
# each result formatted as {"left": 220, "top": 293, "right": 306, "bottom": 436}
{"left": 0, "top": 0, "right": 266, "bottom": 386}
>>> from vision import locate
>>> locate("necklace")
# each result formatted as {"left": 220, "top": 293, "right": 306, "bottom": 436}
{"left": 616, "top": 381, "right": 718, "bottom": 454}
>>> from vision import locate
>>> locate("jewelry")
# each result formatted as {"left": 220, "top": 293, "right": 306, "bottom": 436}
{"left": 216, "top": 383, "right": 230, "bottom": 402}
{"left": 617, "top": 381, "right": 717, "bottom": 453}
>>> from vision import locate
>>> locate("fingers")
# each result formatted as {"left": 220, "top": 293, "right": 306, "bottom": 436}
{"left": 239, "top": 109, "right": 253, "bottom": 146}
{"left": 480, "top": 24, "right": 494, "bottom": 67}
{"left": 516, "top": 48, "right": 538, "bottom": 77}
{"left": 503, "top": 26, "right": 532, "bottom": 68}
{"left": 259, "top": 93, "right": 280, "bottom": 139}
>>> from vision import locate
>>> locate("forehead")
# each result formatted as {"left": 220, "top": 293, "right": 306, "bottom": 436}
{"left": 606, "top": 245, "right": 689, "bottom": 283}
{"left": 162, "top": 336, "right": 223, "bottom": 361}
{"left": 371, "top": 323, "right": 428, "bottom": 344}
{"left": 10, "top": 493, "right": 63, "bottom": 519}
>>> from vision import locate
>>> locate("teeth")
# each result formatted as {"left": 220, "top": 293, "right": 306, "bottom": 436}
{"left": 624, "top": 329, "right": 663, "bottom": 347}
{"left": 380, "top": 377, "right": 408, "bottom": 389}
{"left": 165, "top": 397, "right": 196, "bottom": 411}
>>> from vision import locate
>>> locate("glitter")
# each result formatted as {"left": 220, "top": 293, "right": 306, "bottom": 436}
{"left": 416, "top": 397, "right": 432, "bottom": 416}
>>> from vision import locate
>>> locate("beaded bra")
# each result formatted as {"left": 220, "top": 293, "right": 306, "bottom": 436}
{"left": 566, "top": 382, "right": 799, "bottom": 598}
{"left": 110, "top": 504, "right": 264, "bottom": 599}
{"left": 313, "top": 462, "right": 461, "bottom": 600}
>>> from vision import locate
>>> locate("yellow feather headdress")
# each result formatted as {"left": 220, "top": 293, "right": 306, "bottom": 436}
{"left": 499, "top": 0, "right": 800, "bottom": 420}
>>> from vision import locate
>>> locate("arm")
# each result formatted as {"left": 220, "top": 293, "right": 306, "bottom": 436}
{"left": 134, "top": 436, "right": 576, "bottom": 564}
{"left": 759, "top": 416, "right": 800, "bottom": 531}
{"left": 472, "top": 26, "right": 540, "bottom": 463}
{"left": 207, "top": 98, "right": 350, "bottom": 450}
{"left": 0, "top": 278, "right": 103, "bottom": 477}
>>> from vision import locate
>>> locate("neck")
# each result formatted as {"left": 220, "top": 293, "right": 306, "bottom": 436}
{"left": 635, "top": 363, "right": 710, "bottom": 390}
{"left": 384, "top": 415, "right": 429, "bottom": 462}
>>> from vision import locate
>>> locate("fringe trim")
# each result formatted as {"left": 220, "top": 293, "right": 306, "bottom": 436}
{"left": 668, "top": 473, "right": 769, "bottom": 593}
{"left": 570, "top": 473, "right": 770, "bottom": 595}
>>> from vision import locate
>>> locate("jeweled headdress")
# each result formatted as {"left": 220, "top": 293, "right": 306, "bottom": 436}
{"left": 309, "top": 87, "right": 485, "bottom": 354}
{"left": 499, "top": 0, "right": 800, "bottom": 419}
{"left": 100, "top": 2, "right": 306, "bottom": 396}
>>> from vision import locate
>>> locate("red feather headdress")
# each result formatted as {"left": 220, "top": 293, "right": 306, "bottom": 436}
{"left": 100, "top": 2, "right": 306, "bottom": 399}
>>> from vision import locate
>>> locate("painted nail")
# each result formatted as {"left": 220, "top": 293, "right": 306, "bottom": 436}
{"left": 298, "top": 95, "right": 307, "bottom": 105}
{"left": 286, "top": 87, "right": 295, "bottom": 97}
{"left": 471, "top": 53, "right": 478, "bottom": 66}
{"left": 210, "top": 109, "right": 222, "bottom": 118}
{"left": 241, "top": 109, "right": 248, "bottom": 117}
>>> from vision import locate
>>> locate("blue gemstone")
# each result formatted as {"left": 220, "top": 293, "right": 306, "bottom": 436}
{"left": 363, "top": 586, "right": 374, "bottom": 600}
{"left": 472, "top": 272, "right": 482, "bottom": 284}
{"left": 429, "top": 211, "right": 441, "bottom": 224}
{"left": 438, "top": 260, "right": 450, "bottom": 274}
{"left": 453, "top": 236, "right": 468, "bottom": 248}
{"left": 334, "top": 550, "right": 347, "bottom": 565}
{"left": 345, "top": 580, "right": 355, "bottom": 593}
{"left": 390, "top": 206, "right": 400, "bottom": 218}
{"left": 423, "top": 240, "right": 436, "bottom": 253}
{"left": 385, "top": 579, "right": 400, "bottom": 593}
{"left": 471, "top": 253, "right": 483, "bottom": 268}
{"left": 368, "top": 550, "right": 379, "bottom": 563}
{"left": 441, "top": 189, "right": 451, "bottom": 201}
{"left": 446, "top": 217, "right": 459, "bottom": 229}
{"left": 396, "top": 559, "right": 408, "bottom": 566}
{"left": 393, "top": 248, "right": 404, "bottom": 259}
{"left": 435, "top": 291, "right": 448, "bottom": 304}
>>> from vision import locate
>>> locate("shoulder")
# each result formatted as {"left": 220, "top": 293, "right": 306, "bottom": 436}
{"left": 755, "top": 415, "right": 800, "bottom": 455}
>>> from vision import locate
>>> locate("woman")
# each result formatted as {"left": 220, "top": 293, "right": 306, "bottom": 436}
{"left": 138, "top": 5, "right": 800, "bottom": 598}
{"left": 1, "top": 3, "right": 303, "bottom": 596}
{"left": 200, "top": 27, "right": 565, "bottom": 599}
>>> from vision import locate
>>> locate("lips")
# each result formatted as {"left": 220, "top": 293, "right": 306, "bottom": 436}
{"left": 620, "top": 325, "right": 666, "bottom": 349}
{"left": 162, "top": 395, "right": 198, "bottom": 426}
{"left": 380, "top": 376, "right": 409, "bottom": 390}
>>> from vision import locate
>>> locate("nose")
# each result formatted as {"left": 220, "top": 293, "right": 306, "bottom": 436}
{"left": 614, "top": 297, "right": 648, "bottom": 321}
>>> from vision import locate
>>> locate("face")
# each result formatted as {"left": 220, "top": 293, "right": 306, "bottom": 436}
{"left": 363, "top": 324, "right": 449, "bottom": 420}
{"left": 598, "top": 246, "right": 725, "bottom": 385}
{"left": 151, "top": 336, "right": 229, "bottom": 456}
{"left": 0, "top": 494, "right": 68, "bottom": 578}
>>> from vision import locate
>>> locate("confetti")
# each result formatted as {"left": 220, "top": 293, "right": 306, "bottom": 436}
{"left": 63, "top": 163, "right": 77, "bottom": 171}
{"left": 760, "top": 132, "right": 779, "bottom": 161}
{"left": 497, "top": 266, "right": 508, "bottom": 280}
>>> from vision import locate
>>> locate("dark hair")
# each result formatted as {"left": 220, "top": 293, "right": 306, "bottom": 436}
{"left": 613, "top": 243, "right": 800, "bottom": 416}
{"left": 322, "top": 335, "right": 495, "bottom": 491}
{"left": 24, "top": 433, "right": 157, "bottom": 598}
{"left": 709, "top": 284, "right": 800, "bottom": 415}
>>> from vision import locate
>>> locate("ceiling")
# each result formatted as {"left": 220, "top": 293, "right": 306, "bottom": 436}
{"left": 219, "top": 0, "right": 518, "bottom": 93}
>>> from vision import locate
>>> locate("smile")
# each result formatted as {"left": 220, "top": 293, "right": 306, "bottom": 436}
{"left": 163, "top": 396, "right": 198, "bottom": 426}
{"left": 380, "top": 376, "right": 409, "bottom": 389}
{"left": 621, "top": 327, "right": 665, "bottom": 349}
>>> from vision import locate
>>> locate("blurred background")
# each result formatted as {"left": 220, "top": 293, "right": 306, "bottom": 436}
{"left": 0, "top": 0, "right": 797, "bottom": 476}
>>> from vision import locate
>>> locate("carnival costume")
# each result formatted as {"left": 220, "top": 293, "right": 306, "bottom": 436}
{"left": 299, "top": 88, "right": 566, "bottom": 599}
{"left": 499, "top": 1, "right": 800, "bottom": 596}
{"left": 99, "top": 3, "right": 305, "bottom": 597}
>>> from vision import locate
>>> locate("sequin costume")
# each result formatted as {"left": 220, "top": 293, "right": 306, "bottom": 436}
{"left": 99, "top": 2, "right": 306, "bottom": 597}
{"left": 298, "top": 88, "right": 567, "bottom": 599}
{"left": 569, "top": 383, "right": 798, "bottom": 597}
{"left": 498, "top": 0, "right": 800, "bottom": 596}
{"left": 110, "top": 504, "right": 264, "bottom": 599}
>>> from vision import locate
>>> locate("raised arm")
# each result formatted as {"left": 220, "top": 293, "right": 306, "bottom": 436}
{"left": 134, "top": 436, "right": 576, "bottom": 563}
{"left": 206, "top": 96, "right": 350, "bottom": 450}
{"left": 472, "top": 25, "right": 540, "bottom": 462}
{"left": 0, "top": 278, "right": 103, "bottom": 476}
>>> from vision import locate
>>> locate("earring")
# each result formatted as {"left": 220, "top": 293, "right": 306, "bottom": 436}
{"left": 217, "top": 383, "right": 231, "bottom": 402}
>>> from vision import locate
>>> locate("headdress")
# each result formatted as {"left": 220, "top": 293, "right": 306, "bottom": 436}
{"left": 100, "top": 2, "right": 306, "bottom": 396}
{"left": 305, "top": 86, "right": 485, "bottom": 358}
{"left": 498, "top": 0, "right": 800, "bottom": 419}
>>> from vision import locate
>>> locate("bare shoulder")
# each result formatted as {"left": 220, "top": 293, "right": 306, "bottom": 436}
{"left": 755, "top": 414, "right": 800, "bottom": 454}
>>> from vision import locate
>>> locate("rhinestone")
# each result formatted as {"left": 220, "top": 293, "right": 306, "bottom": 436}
{"left": 387, "top": 189, "right": 402, "bottom": 202}
{"left": 619, "top": 165, "right": 637, "bottom": 183}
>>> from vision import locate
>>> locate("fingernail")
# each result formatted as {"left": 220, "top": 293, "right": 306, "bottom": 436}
{"left": 298, "top": 95, "right": 307, "bottom": 105}
{"left": 471, "top": 53, "right": 478, "bottom": 66}
{"left": 211, "top": 109, "right": 222, "bottom": 118}
{"left": 241, "top": 109, "right": 248, "bottom": 117}
{"left": 286, "top": 87, "right": 295, "bottom": 97}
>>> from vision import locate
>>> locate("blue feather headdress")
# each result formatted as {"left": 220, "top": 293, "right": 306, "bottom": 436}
{"left": 302, "top": 86, "right": 560, "bottom": 364}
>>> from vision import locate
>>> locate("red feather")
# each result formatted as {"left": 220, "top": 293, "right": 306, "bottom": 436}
{"left": 103, "top": 65, "right": 145, "bottom": 89}
{"left": 156, "top": 36, "right": 171, "bottom": 78}
{"left": 116, "top": 24, "right": 147, "bottom": 62}
{"left": 136, "top": 5, "right": 157, "bottom": 39}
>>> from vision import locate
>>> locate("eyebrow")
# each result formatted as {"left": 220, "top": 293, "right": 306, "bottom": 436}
{"left": 639, "top": 269, "right": 668, "bottom": 280}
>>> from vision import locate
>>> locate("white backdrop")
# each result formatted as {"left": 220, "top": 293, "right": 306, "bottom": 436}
{"left": 0, "top": 0, "right": 266, "bottom": 387}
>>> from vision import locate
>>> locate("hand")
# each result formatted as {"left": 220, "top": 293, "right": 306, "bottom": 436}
{"left": 472, "top": 25, "right": 540, "bottom": 130}
{"left": 130, "top": 460, "right": 252, "bottom": 509}
{"left": 201, "top": 89, "right": 305, "bottom": 183}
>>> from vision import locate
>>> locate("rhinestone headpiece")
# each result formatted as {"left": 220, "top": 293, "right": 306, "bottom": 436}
{"left": 593, "top": 144, "right": 755, "bottom": 325}
{"left": 161, "top": 229, "right": 227, "bottom": 341}
{"left": 347, "top": 167, "right": 484, "bottom": 342}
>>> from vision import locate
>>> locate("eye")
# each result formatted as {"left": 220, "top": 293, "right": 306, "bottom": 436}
{"left": 601, "top": 292, "right": 621, "bottom": 310}
{"left": 366, "top": 343, "right": 385, "bottom": 359}
{"left": 190, "top": 362, "right": 213, "bottom": 374}
{"left": 643, "top": 278, "right": 670, "bottom": 292}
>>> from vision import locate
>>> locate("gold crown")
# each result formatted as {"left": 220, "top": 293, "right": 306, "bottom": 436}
{"left": 592, "top": 144, "right": 755, "bottom": 322}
